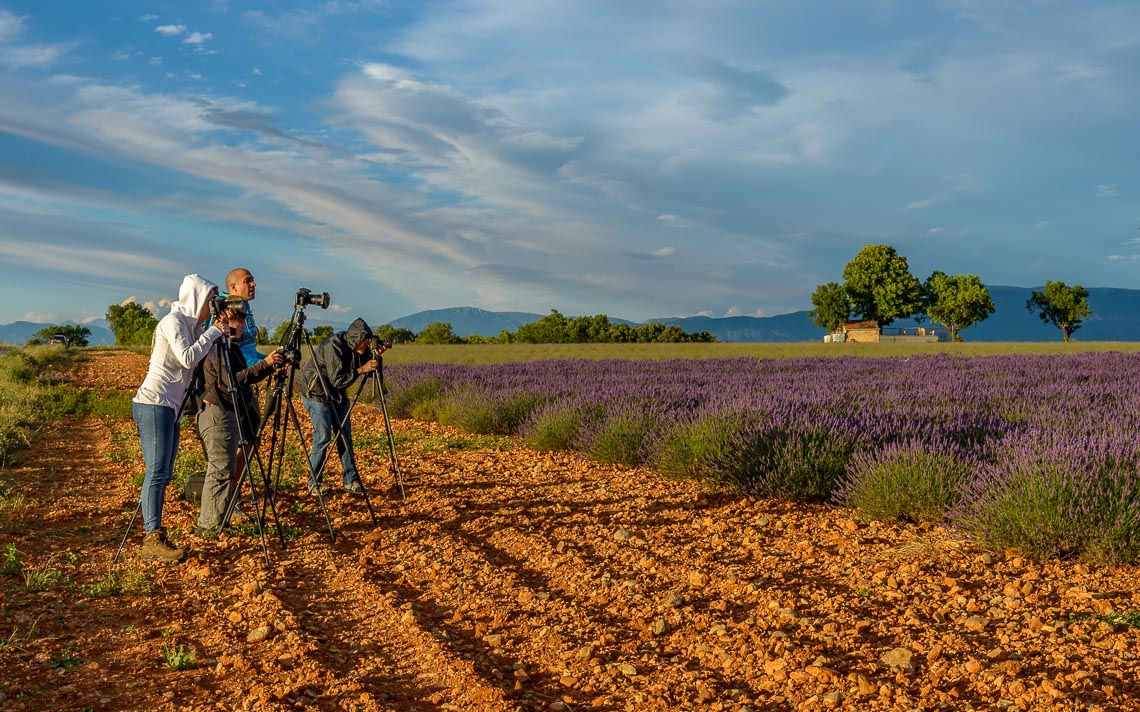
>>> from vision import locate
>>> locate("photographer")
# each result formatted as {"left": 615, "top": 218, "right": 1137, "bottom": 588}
{"left": 132, "top": 274, "right": 228, "bottom": 562}
{"left": 223, "top": 267, "right": 262, "bottom": 368}
{"left": 194, "top": 301, "right": 284, "bottom": 536}
{"left": 300, "top": 318, "right": 378, "bottom": 496}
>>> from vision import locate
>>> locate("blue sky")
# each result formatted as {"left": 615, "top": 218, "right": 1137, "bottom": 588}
{"left": 1, "top": 1, "right": 1138, "bottom": 327}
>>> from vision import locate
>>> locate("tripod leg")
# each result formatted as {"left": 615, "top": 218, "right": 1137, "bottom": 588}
{"left": 112, "top": 499, "right": 142, "bottom": 564}
{"left": 375, "top": 376, "right": 406, "bottom": 500}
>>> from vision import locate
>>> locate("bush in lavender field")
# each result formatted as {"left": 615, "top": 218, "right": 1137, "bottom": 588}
{"left": 385, "top": 376, "right": 448, "bottom": 419}
{"left": 579, "top": 397, "right": 672, "bottom": 466}
{"left": 707, "top": 425, "right": 860, "bottom": 502}
{"left": 836, "top": 440, "right": 975, "bottom": 523}
{"left": 651, "top": 412, "right": 755, "bottom": 481}
{"left": 520, "top": 399, "right": 604, "bottom": 452}
{"left": 956, "top": 433, "right": 1140, "bottom": 563}
{"left": 435, "top": 386, "right": 545, "bottom": 436}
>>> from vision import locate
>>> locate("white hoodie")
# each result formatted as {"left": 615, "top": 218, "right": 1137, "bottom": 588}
{"left": 133, "top": 274, "right": 224, "bottom": 412}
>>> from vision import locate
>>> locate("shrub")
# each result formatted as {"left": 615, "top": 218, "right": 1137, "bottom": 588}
{"left": 161, "top": 644, "right": 198, "bottom": 670}
{"left": 437, "top": 388, "right": 544, "bottom": 436}
{"left": 651, "top": 412, "right": 754, "bottom": 481}
{"left": 520, "top": 400, "right": 604, "bottom": 452}
{"left": 579, "top": 398, "right": 671, "bottom": 466}
{"left": 386, "top": 377, "right": 448, "bottom": 419}
{"left": 956, "top": 434, "right": 1140, "bottom": 563}
{"left": 0, "top": 542, "right": 22, "bottom": 576}
{"left": 708, "top": 424, "right": 859, "bottom": 502}
{"left": 836, "top": 440, "right": 975, "bottom": 523}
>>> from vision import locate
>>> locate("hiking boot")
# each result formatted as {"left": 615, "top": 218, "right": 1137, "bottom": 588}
{"left": 308, "top": 482, "right": 332, "bottom": 497}
{"left": 343, "top": 480, "right": 364, "bottom": 495}
{"left": 140, "top": 528, "right": 187, "bottom": 562}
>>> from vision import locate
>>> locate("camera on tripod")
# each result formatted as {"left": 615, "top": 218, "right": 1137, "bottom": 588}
{"left": 295, "top": 288, "right": 330, "bottom": 310}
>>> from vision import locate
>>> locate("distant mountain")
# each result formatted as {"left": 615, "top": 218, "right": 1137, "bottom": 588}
{"left": 389, "top": 307, "right": 545, "bottom": 337}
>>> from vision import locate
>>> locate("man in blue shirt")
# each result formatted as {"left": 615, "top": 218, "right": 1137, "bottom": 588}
{"left": 224, "top": 268, "right": 262, "bottom": 368}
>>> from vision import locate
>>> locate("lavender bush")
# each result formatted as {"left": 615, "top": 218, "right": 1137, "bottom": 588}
{"left": 836, "top": 439, "right": 976, "bottom": 523}
{"left": 384, "top": 352, "right": 1140, "bottom": 562}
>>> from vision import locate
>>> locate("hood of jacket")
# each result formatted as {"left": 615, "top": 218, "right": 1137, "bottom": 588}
{"left": 171, "top": 274, "right": 220, "bottom": 320}
{"left": 345, "top": 317, "right": 372, "bottom": 348}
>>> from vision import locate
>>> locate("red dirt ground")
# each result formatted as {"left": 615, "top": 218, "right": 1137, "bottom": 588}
{"left": 1, "top": 350, "right": 1139, "bottom": 711}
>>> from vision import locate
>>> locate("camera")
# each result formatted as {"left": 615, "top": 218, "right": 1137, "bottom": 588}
{"left": 208, "top": 294, "right": 246, "bottom": 318}
{"left": 295, "top": 288, "right": 330, "bottom": 310}
{"left": 370, "top": 336, "right": 394, "bottom": 352}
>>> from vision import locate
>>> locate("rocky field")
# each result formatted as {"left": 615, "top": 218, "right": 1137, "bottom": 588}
{"left": 1, "top": 350, "right": 1139, "bottom": 711}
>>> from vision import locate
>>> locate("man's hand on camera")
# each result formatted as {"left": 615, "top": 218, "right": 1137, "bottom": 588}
{"left": 265, "top": 350, "right": 285, "bottom": 368}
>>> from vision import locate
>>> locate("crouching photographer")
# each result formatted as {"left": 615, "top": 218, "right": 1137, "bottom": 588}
{"left": 299, "top": 318, "right": 378, "bottom": 496}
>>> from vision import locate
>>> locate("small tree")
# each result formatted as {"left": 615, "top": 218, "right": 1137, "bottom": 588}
{"left": 416, "top": 322, "right": 464, "bottom": 344}
{"left": 105, "top": 302, "right": 158, "bottom": 346}
{"left": 923, "top": 272, "right": 995, "bottom": 342}
{"left": 312, "top": 325, "right": 335, "bottom": 343}
{"left": 842, "top": 245, "right": 924, "bottom": 327}
{"left": 374, "top": 324, "right": 416, "bottom": 344}
{"left": 809, "top": 282, "right": 851, "bottom": 333}
{"left": 31, "top": 324, "right": 92, "bottom": 347}
{"left": 271, "top": 321, "right": 292, "bottom": 345}
{"left": 1026, "top": 281, "right": 1091, "bottom": 342}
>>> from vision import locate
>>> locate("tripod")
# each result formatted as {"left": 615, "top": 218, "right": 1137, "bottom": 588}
{"left": 257, "top": 303, "right": 340, "bottom": 542}
{"left": 349, "top": 348, "right": 406, "bottom": 500}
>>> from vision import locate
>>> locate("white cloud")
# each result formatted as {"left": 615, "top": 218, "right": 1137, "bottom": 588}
{"left": 139, "top": 14, "right": 158, "bottom": 22}
{"left": 0, "top": 43, "right": 71, "bottom": 68}
{"left": 1096, "top": 184, "right": 1120, "bottom": 198}
{"left": 252, "top": 67, "right": 262, "bottom": 76}
{"left": 652, "top": 246, "right": 676, "bottom": 257}
{"left": 1108, "top": 254, "right": 1140, "bottom": 261}
{"left": 184, "top": 32, "right": 213, "bottom": 45}
{"left": 155, "top": 24, "right": 186, "bottom": 37}
{"left": 903, "top": 196, "right": 949, "bottom": 211}
{"left": 0, "top": 9, "right": 25, "bottom": 43}
{"left": 148, "top": 56, "right": 163, "bottom": 66}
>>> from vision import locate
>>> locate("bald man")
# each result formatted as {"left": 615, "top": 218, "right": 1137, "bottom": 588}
{"left": 225, "top": 268, "right": 262, "bottom": 368}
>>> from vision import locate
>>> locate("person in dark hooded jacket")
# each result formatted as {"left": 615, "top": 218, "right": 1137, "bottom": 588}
{"left": 300, "top": 318, "right": 378, "bottom": 495}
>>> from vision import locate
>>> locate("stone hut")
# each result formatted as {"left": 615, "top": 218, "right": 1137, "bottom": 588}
{"left": 842, "top": 320, "right": 881, "bottom": 343}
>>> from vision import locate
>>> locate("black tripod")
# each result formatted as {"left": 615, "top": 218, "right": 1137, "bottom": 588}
{"left": 256, "top": 301, "right": 340, "bottom": 542}
{"left": 348, "top": 344, "right": 406, "bottom": 500}
{"left": 213, "top": 328, "right": 278, "bottom": 567}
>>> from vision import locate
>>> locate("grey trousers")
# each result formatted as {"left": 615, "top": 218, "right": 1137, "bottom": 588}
{"left": 196, "top": 403, "right": 238, "bottom": 530}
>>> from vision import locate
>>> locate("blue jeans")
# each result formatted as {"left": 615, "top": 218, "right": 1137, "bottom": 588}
{"left": 302, "top": 396, "right": 359, "bottom": 487}
{"left": 133, "top": 402, "right": 180, "bottom": 534}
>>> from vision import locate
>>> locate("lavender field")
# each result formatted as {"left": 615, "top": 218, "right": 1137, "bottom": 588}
{"left": 384, "top": 353, "right": 1140, "bottom": 563}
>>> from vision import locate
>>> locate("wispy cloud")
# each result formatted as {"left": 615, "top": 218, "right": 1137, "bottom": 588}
{"left": 155, "top": 24, "right": 186, "bottom": 37}
{"left": 184, "top": 31, "right": 213, "bottom": 45}
{"left": 1096, "top": 184, "right": 1120, "bottom": 197}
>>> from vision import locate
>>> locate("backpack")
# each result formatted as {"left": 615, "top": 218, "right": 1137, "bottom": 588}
{"left": 181, "top": 360, "right": 207, "bottom": 420}
{"left": 182, "top": 470, "right": 206, "bottom": 505}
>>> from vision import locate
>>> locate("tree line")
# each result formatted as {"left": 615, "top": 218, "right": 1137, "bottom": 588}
{"left": 96, "top": 305, "right": 716, "bottom": 347}
{"left": 810, "top": 244, "right": 1092, "bottom": 342}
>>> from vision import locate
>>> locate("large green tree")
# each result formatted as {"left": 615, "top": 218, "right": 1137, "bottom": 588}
{"left": 374, "top": 324, "right": 416, "bottom": 344}
{"left": 808, "top": 282, "right": 851, "bottom": 333}
{"left": 415, "top": 321, "right": 464, "bottom": 344}
{"left": 1026, "top": 281, "right": 1091, "bottom": 342}
{"left": 923, "top": 271, "right": 995, "bottom": 342}
{"left": 30, "top": 324, "right": 92, "bottom": 347}
{"left": 105, "top": 302, "right": 158, "bottom": 346}
{"left": 842, "top": 245, "right": 924, "bottom": 327}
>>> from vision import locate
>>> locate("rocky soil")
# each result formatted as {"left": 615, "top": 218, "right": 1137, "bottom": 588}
{"left": 1, "top": 351, "right": 1139, "bottom": 711}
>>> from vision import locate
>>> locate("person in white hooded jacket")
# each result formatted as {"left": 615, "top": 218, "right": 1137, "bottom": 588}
{"left": 132, "top": 274, "right": 231, "bottom": 562}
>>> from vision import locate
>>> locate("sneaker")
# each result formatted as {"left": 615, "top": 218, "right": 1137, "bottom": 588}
{"left": 140, "top": 528, "right": 187, "bottom": 562}
{"left": 343, "top": 480, "right": 364, "bottom": 495}
{"left": 308, "top": 482, "right": 332, "bottom": 497}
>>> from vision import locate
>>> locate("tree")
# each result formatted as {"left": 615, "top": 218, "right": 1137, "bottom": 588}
{"left": 312, "top": 325, "right": 335, "bottom": 343}
{"left": 923, "top": 272, "right": 995, "bottom": 342}
{"left": 105, "top": 302, "right": 158, "bottom": 346}
{"left": 809, "top": 282, "right": 851, "bottom": 333}
{"left": 256, "top": 326, "right": 268, "bottom": 344}
{"left": 842, "top": 245, "right": 924, "bottom": 327}
{"left": 29, "top": 324, "right": 92, "bottom": 347}
{"left": 415, "top": 322, "right": 464, "bottom": 344}
{"left": 271, "top": 321, "right": 293, "bottom": 345}
{"left": 1026, "top": 281, "right": 1091, "bottom": 342}
{"left": 374, "top": 324, "right": 416, "bottom": 344}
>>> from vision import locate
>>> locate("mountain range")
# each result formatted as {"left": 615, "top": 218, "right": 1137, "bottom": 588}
{"left": 4, "top": 286, "right": 1140, "bottom": 345}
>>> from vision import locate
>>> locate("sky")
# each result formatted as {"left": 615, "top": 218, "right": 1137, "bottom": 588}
{"left": 0, "top": 0, "right": 1139, "bottom": 327}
